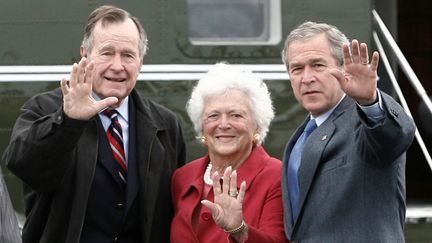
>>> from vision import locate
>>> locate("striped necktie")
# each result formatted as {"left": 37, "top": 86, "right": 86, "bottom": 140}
{"left": 103, "top": 109, "right": 127, "bottom": 184}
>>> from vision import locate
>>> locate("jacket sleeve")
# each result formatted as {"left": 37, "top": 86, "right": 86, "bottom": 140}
{"left": 2, "top": 89, "right": 91, "bottom": 192}
{"left": 356, "top": 90, "right": 416, "bottom": 166}
{"left": 0, "top": 167, "right": 22, "bottom": 243}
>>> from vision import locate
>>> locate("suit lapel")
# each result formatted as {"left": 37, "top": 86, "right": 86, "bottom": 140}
{"left": 293, "top": 96, "right": 353, "bottom": 228}
{"left": 282, "top": 119, "right": 306, "bottom": 233}
{"left": 236, "top": 146, "right": 270, "bottom": 191}
{"left": 296, "top": 120, "right": 335, "bottom": 223}
{"left": 125, "top": 97, "right": 139, "bottom": 214}
{"left": 130, "top": 91, "right": 161, "bottom": 242}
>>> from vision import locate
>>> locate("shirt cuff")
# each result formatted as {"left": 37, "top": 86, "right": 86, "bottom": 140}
{"left": 358, "top": 90, "right": 385, "bottom": 125}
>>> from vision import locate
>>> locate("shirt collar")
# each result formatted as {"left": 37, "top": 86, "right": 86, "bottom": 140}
{"left": 311, "top": 93, "right": 345, "bottom": 127}
{"left": 93, "top": 92, "right": 129, "bottom": 123}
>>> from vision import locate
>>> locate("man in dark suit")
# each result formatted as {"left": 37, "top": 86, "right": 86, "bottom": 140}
{"left": 281, "top": 21, "right": 416, "bottom": 242}
{"left": 2, "top": 5, "right": 186, "bottom": 243}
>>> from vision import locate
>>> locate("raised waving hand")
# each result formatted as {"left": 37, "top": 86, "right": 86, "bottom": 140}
{"left": 60, "top": 57, "right": 118, "bottom": 120}
{"left": 330, "top": 40, "right": 380, "bottom": 105}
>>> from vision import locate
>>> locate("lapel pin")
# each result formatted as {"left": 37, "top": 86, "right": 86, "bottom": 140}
{"left": 321, "top": 135, "right": 328, "bottom": 141}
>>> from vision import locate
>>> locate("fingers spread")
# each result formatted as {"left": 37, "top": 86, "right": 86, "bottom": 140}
{"left": 85, "top": 60, "right": 94, "bottom": 85}
{"left": 211, "top": 171, "right": 222, "bottom": 194}
{"left": 237, "top": 181, "right": 247, "bottom": 204}
{"left": 97, "top": 97, "right": 119, "bottom": 112}
{"left": 342, "top": 43, "right": 352, "bottom": 66}
{"left": 60, "top": 78, "right": 69, "bottom": 95}
{"left": 222, "top": 166, "right": 232, "bottom": 196}
{"left": 229, "top": 170, "right": 238, "bottom": 197}
{"left": 370, "top": 51, "right": 380, "bottom": 72}
{"left": 351, "top": 40, "right": 360, "bottom": 63}
{"left": 77, "top": 57, "right": 88, "bottom": 84}
{"left": 360, "top": 43, "right": 369, "bottom": 64}
{"left": 329, "top": 68, "right": 344, "bottom": 83}
{"left": 201, "top": 200, "right": 216, "bottom": 211}
{"left": 69, "top": 63, "right": 79, "bottom": 88}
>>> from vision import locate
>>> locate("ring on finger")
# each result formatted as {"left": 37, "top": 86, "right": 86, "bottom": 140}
{"left": 229, "top": 190, "right": 238, "bottom": 198}
{"left": 361, "top": 60, "right": 369, "bottom": 65}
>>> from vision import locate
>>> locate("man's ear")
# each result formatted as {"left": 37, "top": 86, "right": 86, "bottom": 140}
{"left": 80, "top": 46, "right": 87, "bottom": 58}
{"left": 138, "top": 59, "right": 143, "bottom": 76}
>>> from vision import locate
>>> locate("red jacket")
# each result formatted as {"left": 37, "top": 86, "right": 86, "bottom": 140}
{"left": 171, "top": 145, "right": 288, "bottom": 243}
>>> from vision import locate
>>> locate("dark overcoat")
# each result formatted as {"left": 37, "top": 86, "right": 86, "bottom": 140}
{"left": 3, "top": 88, "right": 186, "bottom": 243}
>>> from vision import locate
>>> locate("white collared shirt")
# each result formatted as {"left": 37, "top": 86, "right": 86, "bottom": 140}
{"left": 312, "top": 94, "right": 346, "bottom": 127}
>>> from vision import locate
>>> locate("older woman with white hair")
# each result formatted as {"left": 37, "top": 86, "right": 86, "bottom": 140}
{"left": 171, "top": 63, "right": 288, "bottom": 243}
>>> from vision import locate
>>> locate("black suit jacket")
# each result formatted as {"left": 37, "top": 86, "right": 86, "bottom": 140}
{"left": 3, "top": 88, "right": 186, "bottom": 243}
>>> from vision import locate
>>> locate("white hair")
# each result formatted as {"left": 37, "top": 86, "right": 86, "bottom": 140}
{"left": 186, "top": 63, "right": 275, "bottom": 144}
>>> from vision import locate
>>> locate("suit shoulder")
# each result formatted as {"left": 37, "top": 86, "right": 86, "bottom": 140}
{"left": 133, "top": 90, "right": 181, "bottom": 127}
{"left": 21, "top": 88, "right": 63, "bottom": 113}
{"left": 24, "top": 88, "right": 62, "bottom": 104}
{"left": 140, "top": 96, "right": 177, "bottom": 117}
{"left": 137, "top": 92, "right": 177, "bottom": 115}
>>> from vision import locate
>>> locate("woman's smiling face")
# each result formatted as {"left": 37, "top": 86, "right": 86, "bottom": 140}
{"left": 202, "top": 89, "right": 257, "bottom": 160}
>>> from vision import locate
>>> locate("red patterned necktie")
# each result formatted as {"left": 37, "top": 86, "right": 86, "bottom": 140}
{"left": 103, "top": 109, "right": 127, "bottom": 184}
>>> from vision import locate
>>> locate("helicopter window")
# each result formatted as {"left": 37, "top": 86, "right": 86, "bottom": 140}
{"left": 187, "top": 0, "right": 281, "bottom": 45}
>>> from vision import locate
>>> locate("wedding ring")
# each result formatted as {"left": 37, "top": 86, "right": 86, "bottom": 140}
{"left": 229, "top": 190, "right": 238, "bottom": 198}
{"left": 361, "top": 61, "right": 369, "bottom": 65}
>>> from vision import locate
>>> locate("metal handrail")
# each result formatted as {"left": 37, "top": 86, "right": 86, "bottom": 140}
{"left": 372, "top": 9, "right": 432, "bottom": 115}
{"left": 372, "top": 9, "right": 432, "bottom": 171}
{"left": 373, "top": 32, "right": 432, "bottom": 171}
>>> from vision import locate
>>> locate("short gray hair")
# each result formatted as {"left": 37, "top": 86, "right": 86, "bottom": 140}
{"left": 281, "top": 21, "right": 349, "bottom": 67}
{"left": 186, "top": 63, "right": 275, "bottom": 144}
{"left": 81, "top": 5, "right": 148, "bottom": 59}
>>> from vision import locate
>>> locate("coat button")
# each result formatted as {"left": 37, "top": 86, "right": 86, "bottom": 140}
{"left": 391, "top": 109, "right": 399, "bottom": 117}
{"left": 202, "top": 212, "right": 211, "bottom": 221}
{"left": 116, "top": 203, "right": 124, "bottom": 209}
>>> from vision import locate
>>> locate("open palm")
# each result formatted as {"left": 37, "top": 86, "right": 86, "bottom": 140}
{"left": 60, "top": 57, "right": 118, "bottom": 120}
{"left": 330, "top": 40, "right": 380, "bottom": 105}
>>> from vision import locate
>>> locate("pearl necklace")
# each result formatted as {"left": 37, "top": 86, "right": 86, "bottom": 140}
{"left": 203, "top": 162, "right": 213, "bottom": 186}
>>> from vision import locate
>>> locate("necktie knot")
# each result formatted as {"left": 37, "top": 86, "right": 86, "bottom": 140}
{"left": 103, "top": 109, "right": 119, "bottom": 121}
{"left": 304, "top": 119, "right": 317, "bottom": 135}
